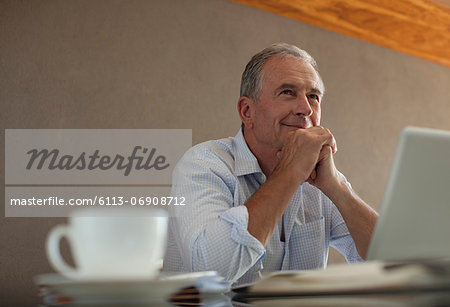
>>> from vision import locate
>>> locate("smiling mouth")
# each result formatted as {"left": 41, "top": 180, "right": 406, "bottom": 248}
{"left": 282, "top": 123, "right": 309, "bottom": 129}
{"left": 281, "top": 116, "right": 312, "bottom": 129}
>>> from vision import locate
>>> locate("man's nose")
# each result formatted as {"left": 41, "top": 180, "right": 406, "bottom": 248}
{"left": 293, "top": 95, "right": 313, "bottom": 117}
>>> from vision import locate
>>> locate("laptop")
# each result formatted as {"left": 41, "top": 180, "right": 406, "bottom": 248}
{"left": 367, "top": 126, "right": 450, "bottom": 261}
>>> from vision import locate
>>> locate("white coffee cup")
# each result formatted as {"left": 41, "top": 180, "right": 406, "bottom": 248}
{"left": 46, "top": 208, "right": 168, "bottom": 280}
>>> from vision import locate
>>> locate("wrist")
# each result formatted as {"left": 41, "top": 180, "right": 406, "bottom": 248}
{"left": 324, "top": 180, "right": 354, "bottom": 208}
{"left": 270, "top": 162, "right": 309, "bottom": 187}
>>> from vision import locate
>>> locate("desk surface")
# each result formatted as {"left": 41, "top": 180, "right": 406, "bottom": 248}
{"left": 234, "top": 291, "right": 450, "bottom": 307}
{"left": 24, "top": 289, "right": 450, "bottom": 306}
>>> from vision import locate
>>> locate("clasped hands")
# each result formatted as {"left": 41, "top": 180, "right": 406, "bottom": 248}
{"left": 274, "top": 126, "right": 344, "bottom": 194}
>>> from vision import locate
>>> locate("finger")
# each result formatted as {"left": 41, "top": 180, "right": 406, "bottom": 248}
{"left": 331, "top": 135, "right": 337, "bottom": 154}
{"left": 310, "top": 169, "right": 317, "bottom": 180}
{"left": 319, "top": 128, "right": 337, "bottom": 154}
{"left": 319, "top": 145, "right": 334, "bottom": 160}
{"left": 276, "top": 150, "right": 282, "bottom": 160}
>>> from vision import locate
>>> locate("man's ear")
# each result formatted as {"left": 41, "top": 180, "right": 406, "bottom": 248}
{"left": 238, "top": 96, "right": 254, "bottom": 129}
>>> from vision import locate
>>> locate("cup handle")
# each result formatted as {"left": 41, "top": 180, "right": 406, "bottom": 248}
{"left": 46, "top": 225, "right": 80, "bottom": 279}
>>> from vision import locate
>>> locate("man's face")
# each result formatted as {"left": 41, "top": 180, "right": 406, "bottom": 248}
{"left": 247, "top": 56, "right": 324, "bottom": 152}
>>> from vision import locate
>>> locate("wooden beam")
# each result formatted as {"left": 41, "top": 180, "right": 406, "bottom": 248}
{"left": 231, "top": 0, "right": 450, "bottom": 67}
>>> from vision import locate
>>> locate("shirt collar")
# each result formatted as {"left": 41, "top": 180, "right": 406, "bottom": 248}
{"left": 233, "top": 128, "right": 263, "bottom": 176}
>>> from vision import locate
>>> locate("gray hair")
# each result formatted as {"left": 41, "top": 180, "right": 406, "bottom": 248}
{"left": 240, "top": 43, "right": 323, "bottom": 101}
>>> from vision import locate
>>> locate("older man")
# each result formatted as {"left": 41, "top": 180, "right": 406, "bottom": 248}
{"left": 163, "top": 43, "right": 378, "bottom": 287}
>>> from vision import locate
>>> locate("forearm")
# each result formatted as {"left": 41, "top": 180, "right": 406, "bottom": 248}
{"left": 245, "top": 169, "right": 301, "bottom": 246}
{"left": 326, "top": 181, "right": 378, "bottom": 259}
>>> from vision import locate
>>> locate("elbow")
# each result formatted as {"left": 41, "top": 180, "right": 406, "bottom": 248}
{"left": 189, "top": 231, "right": 262, "bottom": 283}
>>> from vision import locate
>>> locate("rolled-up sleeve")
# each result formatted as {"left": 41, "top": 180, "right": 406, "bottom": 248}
{"left": 166, "top": 146, "right": 265, "bottom": 283}
{"left": 329, "top": 203, "right": 363, "bottom": 263}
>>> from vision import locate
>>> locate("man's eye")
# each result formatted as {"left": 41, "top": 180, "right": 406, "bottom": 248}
{"left": 280, "top": 89, "right": 295, "bottom": 96}
{"left": 308, "top": 94, "right": 319, "bottom": 101}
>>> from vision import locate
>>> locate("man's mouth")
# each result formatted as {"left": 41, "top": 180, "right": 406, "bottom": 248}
{"left": 281, "top": 116, "right": 312, "bottom": 129}
{"left": 282, "top": 123, "right": 309, "bottom": 129}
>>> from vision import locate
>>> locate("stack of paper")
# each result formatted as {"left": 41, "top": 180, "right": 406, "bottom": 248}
{"left": 235, "top": 259, "right": 450, "bottom": 298}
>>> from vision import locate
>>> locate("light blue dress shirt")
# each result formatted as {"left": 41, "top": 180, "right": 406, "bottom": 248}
{"left": 163, "top": 129, "right": 362, "bottom": 287}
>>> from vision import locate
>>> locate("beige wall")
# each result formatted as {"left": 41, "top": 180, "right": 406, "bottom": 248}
{"left": 1, "top": 0, "right": 449, "bottom": 303}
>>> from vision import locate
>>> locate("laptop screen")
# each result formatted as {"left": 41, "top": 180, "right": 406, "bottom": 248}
{"left": 367, "top": 126, "right": 450, "bottom": 261}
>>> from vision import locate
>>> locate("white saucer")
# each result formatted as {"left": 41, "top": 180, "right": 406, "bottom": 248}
{"left": 34, "top": 271, "right": 228, "bottom": 305}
